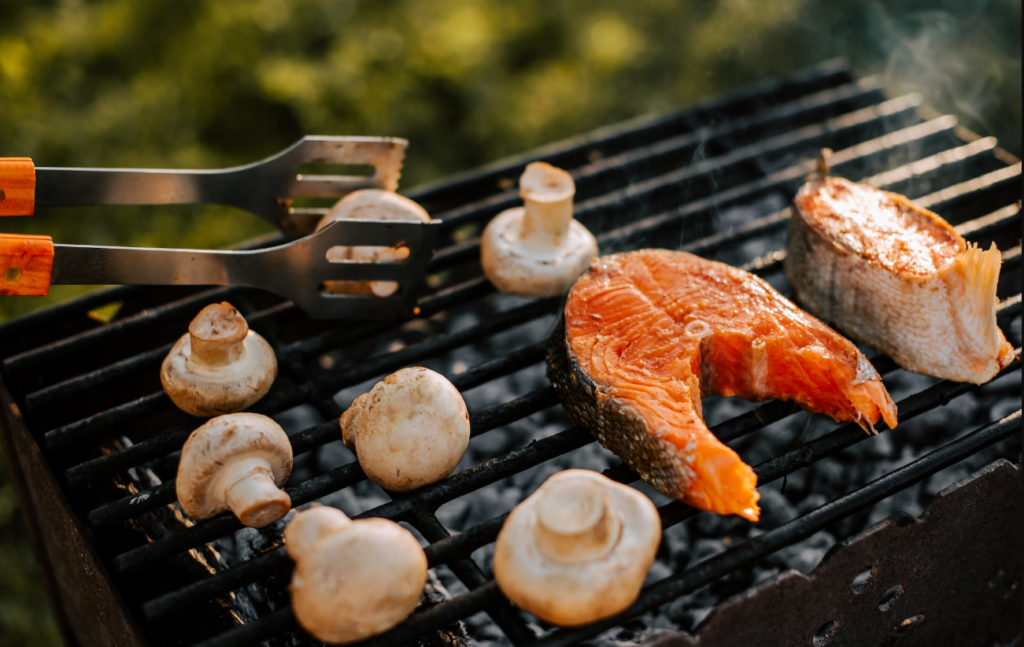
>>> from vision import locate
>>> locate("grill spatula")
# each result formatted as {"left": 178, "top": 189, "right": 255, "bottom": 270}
{"left": 0, "top": 136, "right": 407, "bottom": 234}
{"left": 0, "top": 218, "right": 441, "bottom": 320}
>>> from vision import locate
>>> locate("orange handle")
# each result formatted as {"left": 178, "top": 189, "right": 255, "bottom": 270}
{"left": 0, "top": 158, "right": 36, "bottom": 216}
{"left": 0, "top": 233, "right": 53, "bottom": 296}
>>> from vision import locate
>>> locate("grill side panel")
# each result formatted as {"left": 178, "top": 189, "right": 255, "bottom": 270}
{"left": 0, "top": 380, "right": 146, "bottom": 647}
{"left": 646, "top": 459, "right": 1023, "bottom": 647}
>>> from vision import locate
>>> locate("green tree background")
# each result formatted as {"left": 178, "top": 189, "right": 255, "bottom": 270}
{"left": 0, "top": 0, "right": 1019, "bottom": 644}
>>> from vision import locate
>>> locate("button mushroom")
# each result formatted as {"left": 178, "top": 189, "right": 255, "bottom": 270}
{"left": 481, "top": 162, "right": 598, "bottom": 297}
{"left": 176, "top": 412, "right": 293, "bottom": 528}
{"left": 316, "top": 189, "right": 432, "bottom": 297}
{"left": 493, "top": 469, "right": 661, "bottom": 626}
{"left": 340, "top": 367, "right": 469, "bottom": 492}
{"left": 285, "top": 504, "right": 427, "bottom": 644}
{"left": 161, "top": 302, "right": 277, "bottom": 417}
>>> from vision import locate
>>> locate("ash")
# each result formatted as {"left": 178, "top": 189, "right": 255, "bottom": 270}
{"left": 126, "top": 192, "right": 1020, "bottom": 647}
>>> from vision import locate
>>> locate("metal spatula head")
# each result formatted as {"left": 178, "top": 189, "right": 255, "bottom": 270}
{"left": 1, "top": 218, "right": 442, "bottom": 320}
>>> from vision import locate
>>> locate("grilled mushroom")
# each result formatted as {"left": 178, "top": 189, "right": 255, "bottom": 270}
{"left": 480, "top": 162, "right": 598, "bottom": 297}
{"left": 340, "top": 367, "right": 469, "bottom": 492}
{"left": 285, "top": 504, "right": 427, "bottom": 644}
{"left": 316, "top": 189, "right": 431, "bottom": 297}
{"left": 493, "top": 469, "right": 661, "bottom": 626}
{"left": 161, "top": 302, "right": 277, "bottom": 417}
{"left": 176, "top": 412, "right": 293, "bottom": 528}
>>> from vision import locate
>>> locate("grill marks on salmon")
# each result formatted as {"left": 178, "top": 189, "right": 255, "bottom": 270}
{"left": 547, "top": 250, "right": 898, "bottom": 522}
{"left": 786, "top": 160, "right": 1016, "bottom": 384}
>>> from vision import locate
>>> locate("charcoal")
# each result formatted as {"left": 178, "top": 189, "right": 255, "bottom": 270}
{"left": 755, "top": 487, "right": 798, "bottom": 528}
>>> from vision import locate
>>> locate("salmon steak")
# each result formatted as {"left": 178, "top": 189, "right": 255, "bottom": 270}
{"left": 547, "top": 249, "right": 898, "bottom": 521}
{"left": 785, "top": 156, "right": 1016, "bottom": 384}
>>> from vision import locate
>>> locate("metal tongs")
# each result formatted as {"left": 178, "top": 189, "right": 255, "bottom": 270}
{"left": 0, "top": 137, "right": 441, "bottom": 319}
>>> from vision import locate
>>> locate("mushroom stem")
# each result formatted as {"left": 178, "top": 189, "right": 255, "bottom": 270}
{"left": 187, "top": 303, "right": 249, "bottom": 370}
{"left": 519, "top": 163, "right": 576, "bottom": 251}
{"left": 220, "top": 456, "right": 292, "bottom": 528}
{"left": 535, "top": 477, "right": 622, "bottom": 564}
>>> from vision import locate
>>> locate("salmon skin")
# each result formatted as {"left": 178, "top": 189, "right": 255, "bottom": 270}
{"left": 547, "top": 249, "right": 897, "bottom": 522}
{"left": 786, "top": 154, "right": 1016, "bottom": 384}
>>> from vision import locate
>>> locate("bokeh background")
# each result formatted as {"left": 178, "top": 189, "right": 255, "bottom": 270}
{"left": 0, "top": 0, "right": 1019, "bottom": 644}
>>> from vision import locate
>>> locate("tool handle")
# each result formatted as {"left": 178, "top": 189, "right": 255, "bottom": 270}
{"left": 0, "top": 233, "right": 53, "bottom": 295}
{"left": 0, "top": 158, "right": 36, "bottom": 216}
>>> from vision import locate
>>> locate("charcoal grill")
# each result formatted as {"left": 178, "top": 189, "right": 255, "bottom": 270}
{"left": 0, "top": 59, "right": 1020, "bottom": 647}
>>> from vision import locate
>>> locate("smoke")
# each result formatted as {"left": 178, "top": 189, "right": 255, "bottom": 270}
{"left": 864, "top": 1, "right": 1021, "bottom": 152}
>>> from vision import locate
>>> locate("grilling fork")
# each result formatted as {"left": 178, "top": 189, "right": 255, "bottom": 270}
{"left": 0, "top": 218, "right": 441, "bottom": 320}
{"left": 0, "top": 136, "right": 408, "bottom": 234}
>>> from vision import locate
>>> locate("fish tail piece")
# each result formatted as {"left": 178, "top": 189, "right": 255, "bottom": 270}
{"left": 941, "top": 242, "right": 1014, "bottom": 376}
{"left": 685, "top": 443, "right": 761, "bottom": 522}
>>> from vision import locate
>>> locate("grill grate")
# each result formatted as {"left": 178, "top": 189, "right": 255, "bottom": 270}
{"left": 0, "top": 60, "right": 1020, "bottom": 647}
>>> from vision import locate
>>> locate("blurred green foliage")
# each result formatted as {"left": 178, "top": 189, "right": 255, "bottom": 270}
{"left": 0, "top": 1, "right": 1019, "bottom": 644}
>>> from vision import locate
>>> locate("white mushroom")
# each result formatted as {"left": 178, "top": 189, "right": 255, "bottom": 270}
{"left": 176, "top": 412, "right": 293, "bottom": 528}
{"left": 285, "top": 504, "right": 427, "bottom": 644}
{"left": 493, "top": 469, "right": 661, "bottom": 626}
{"left": 480, "top": 162, "right": 598, "bottom": 297}
{"left": 340, "top": 367, "right": 469, "bottom": 492}
{"left": 161, "top": 302, "right": 277, "bottom": 417}
{"left": 316, "top": 189, "right": 431, "bottom": 297}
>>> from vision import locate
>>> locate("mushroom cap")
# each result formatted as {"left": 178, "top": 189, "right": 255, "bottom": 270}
{"left": 176, "top": 413, "right": 293, "bottom": 521}
{"left": 161, "top": 304, "right": 277, "bottom": 417}
{"left": 340, "top": 367, "right": 469, "bottom": 492}
{"left": 493, "top": 469, "right": 661, "bottom": 626}
{"left": 290, "top": 517, "right": 427, "bottom": 644}
{"left": 316, "top": 189, "right": 432, "bottom": 297}
{"left": 284, "top": 504, "right": 353, "bottom": 562}
{"left": 481, "top": 209, "right": 597, "bottom": 297}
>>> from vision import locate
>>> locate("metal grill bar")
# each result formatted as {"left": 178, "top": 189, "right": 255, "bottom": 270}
{"left": 432, "top": 94, "right": 926, "bottom": 270}
{"left": 3, "top": 286, "right": 241, "bottom": 379}
{"left": 406, "top": 509, "right": 538, "bottom": 646}
{"left": 599, "top": 115, "right": 972, "bottom": 251}
{"left": 407, "top": 59, "right": 854, "bottom": 214}
{"left": 431, "top": 77, "right": 887, "bottom": 234}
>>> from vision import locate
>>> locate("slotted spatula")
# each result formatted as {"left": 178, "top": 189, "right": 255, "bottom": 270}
{"left": 0, "top": 218, "right": 441, "bottom": 320}
{"left": 0, "top": 136, "right": 407, "bottom": 234}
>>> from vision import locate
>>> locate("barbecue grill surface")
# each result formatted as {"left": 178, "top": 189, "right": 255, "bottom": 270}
{"left": 0, "top": 60, "right": 1020, "bottom": 647}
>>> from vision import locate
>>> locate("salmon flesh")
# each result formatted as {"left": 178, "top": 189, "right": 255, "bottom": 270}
{"left": 786, "top": 173, "right": 1016, "bottom": 384}
{"left": 547, "top": 249, "right": 898, "bottom": 521}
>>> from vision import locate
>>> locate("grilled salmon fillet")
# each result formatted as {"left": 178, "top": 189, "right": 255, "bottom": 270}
{"left": 547, "top": 249, "right": 897, "bottom": 521}
{"left": 786, "top": 157, "right": 1016, "bottom": 384}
